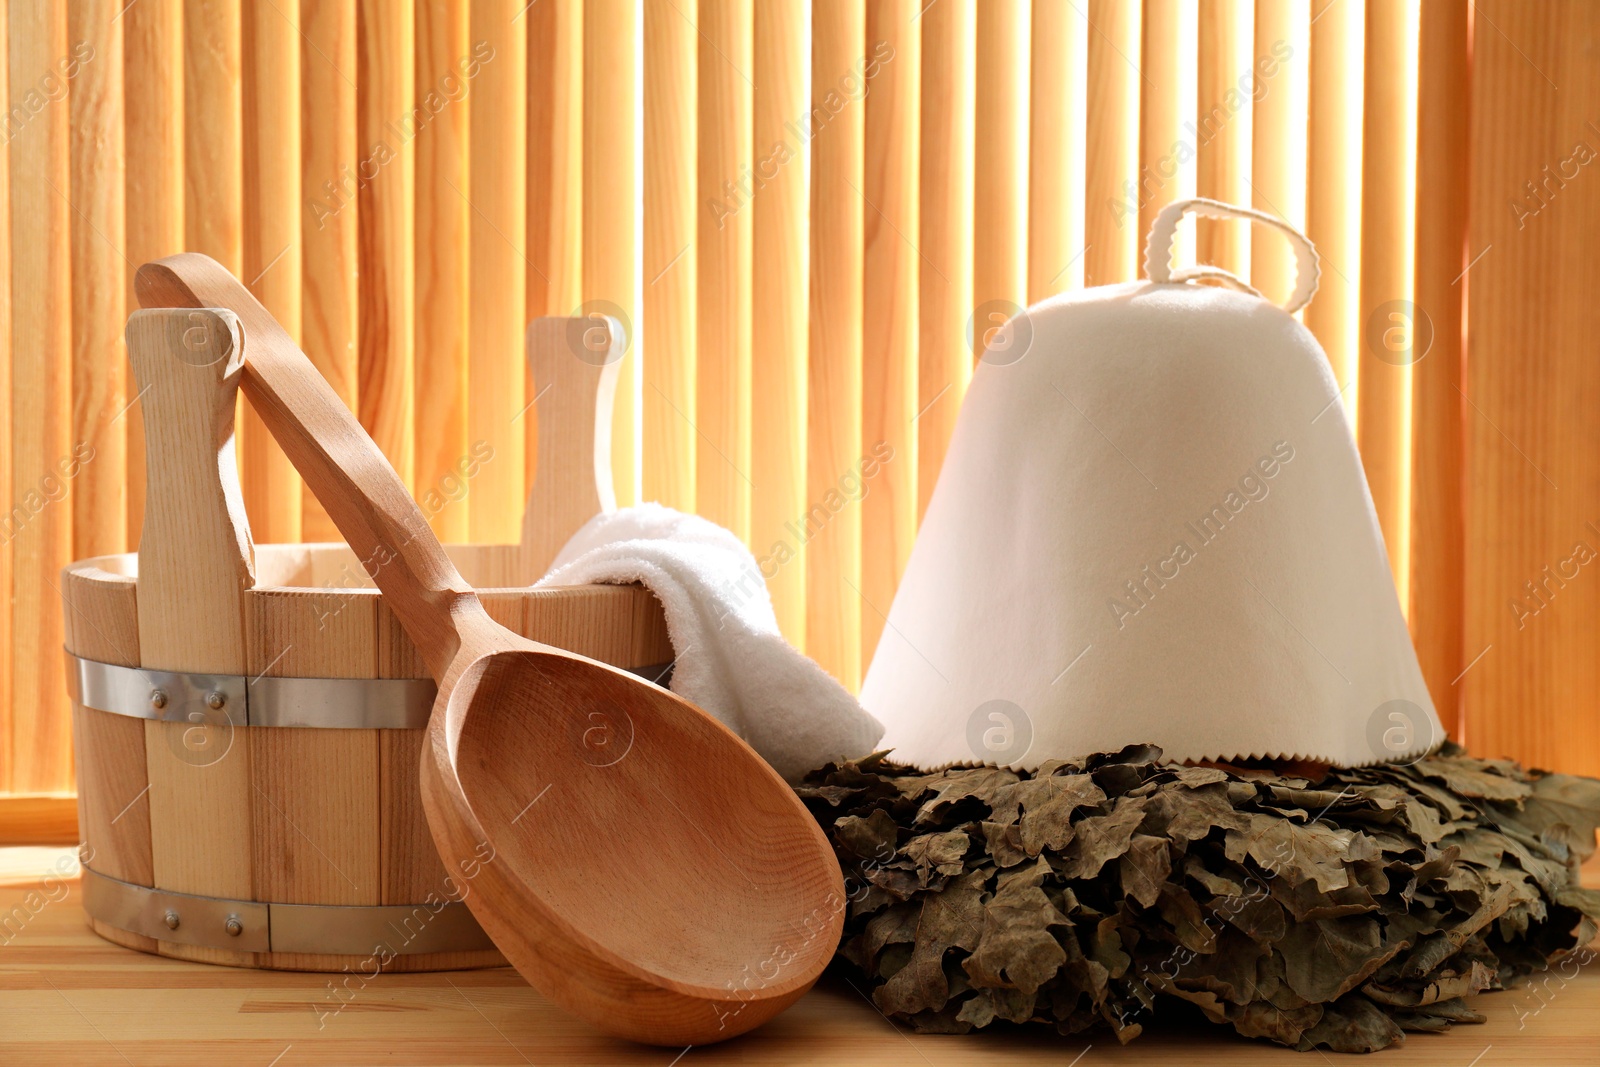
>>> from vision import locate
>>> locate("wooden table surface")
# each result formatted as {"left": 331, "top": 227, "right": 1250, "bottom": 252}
{"left": 2, "top": 847, "right": 1596, "bottom": 1066}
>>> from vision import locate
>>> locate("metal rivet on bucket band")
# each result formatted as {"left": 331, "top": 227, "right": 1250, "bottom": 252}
{"left": 81, "top": 866, "right": 497, "bottom": 957}
{"left": 65, "top": 651, "right": 676, "bottom": 729}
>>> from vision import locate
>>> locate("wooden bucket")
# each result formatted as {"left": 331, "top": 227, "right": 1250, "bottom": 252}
{"left": 63, "top": 309, "right": 668, "bottom": 971}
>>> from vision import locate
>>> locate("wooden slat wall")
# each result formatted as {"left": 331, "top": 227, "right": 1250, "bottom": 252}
{"left": 861, "top": 0, "right": 919, "bottom": 667}
{"left": 10, "top": 1, "right": 1600, "bottom": 803}
{"left": 807, "top": 0, "right": 865, "bottom": 690}
{"left": 1409, "top": 0, "right": 1467, "bottom": 740}
{"left": 243, "top": 0, "right": 303, "bottom": 544}
{"left": 642, "top": 0, "right": 696, "bottom": 514}
{"left": 751, "top": 0, "right": 807, "bottom": 642}
{"left": 916, "top": 0, "right": 974, "bottom": 521}
{"left": 9, "top": 1, "right": 73, "bottom": 793}
{"left": 1466, "top": 0, "right": 1600, "bottom": 775}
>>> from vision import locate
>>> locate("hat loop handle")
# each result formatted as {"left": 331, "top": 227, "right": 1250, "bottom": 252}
{"left": 1143, "top": 197, "right": 1321, "bottom": 314}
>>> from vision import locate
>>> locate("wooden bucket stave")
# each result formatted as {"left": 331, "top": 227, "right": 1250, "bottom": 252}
{"left": 64, "top": 310, "right": 664, "bottom": 971}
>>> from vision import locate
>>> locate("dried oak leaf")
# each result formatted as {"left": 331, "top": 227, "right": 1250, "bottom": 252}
{"left": 963, "top": 858, "right": 1070, "bottom": 995}
{"left": 875, "top": 868, "right": 988, "bottom": 1016}
{"left": 1054, "top": 797, "right": 1148, "bottom": 879}
{"left": 903, "top": 831, "right": 972, "bottom": 885}
{"left": 1279, "top": 915, "right": 1395, "bottom": 1002}
{"left": 986, "top": 774, "right": 1106, "bottom": 855}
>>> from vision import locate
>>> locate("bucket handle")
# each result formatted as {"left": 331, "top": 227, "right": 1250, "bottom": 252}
{"left": 1143, "top": 197, "right": 1321, "bottom": 315}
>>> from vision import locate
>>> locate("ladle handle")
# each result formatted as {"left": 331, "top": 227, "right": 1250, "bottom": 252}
{"left": 135, "top": 253, "right": 479, "bottom": 678}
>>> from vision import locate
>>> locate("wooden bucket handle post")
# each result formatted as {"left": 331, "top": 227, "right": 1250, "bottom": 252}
{"left": 127, "top": 308, "right": 256, "bottom": 672}
{"left": 519, "top": 315, "right": 623, "bottom": 579}
{"left": 125, "top": 307, "right": 257, "bottom": 910}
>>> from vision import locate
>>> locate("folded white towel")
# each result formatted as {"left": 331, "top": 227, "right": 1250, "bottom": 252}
{"left": 536, "top": 502, "right": 885, "bottom": 781}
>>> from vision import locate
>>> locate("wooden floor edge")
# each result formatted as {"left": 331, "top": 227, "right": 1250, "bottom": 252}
{"left": 0, "top": 795, "right": 80, "bottom": 846}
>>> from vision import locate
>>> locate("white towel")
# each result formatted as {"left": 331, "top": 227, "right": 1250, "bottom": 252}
{"left": 536, "top": 502, "right": 884, "bottom": 781}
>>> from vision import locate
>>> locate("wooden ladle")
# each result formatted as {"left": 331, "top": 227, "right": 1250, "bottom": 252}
{"left": 135, "top": 254, "right": 845, "bottom": 1046}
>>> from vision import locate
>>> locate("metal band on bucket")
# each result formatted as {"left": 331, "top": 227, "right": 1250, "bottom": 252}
{"left": 65, "top": 652, "right": 675, "bottom": 729}
{"left": 81, "top": 866, "right": 497, "bottom": 956}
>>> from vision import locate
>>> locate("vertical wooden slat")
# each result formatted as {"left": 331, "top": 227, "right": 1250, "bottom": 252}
{"left": 184, "top": 0, "right": 242, "bottom": 270}
{"left": 70, "top": 0, "right": 127, "bottom": 571}
{"left": 972, "top": 0, "right": 1028, "bottom": 321}
{"left": 1084, "top": 0, "right": 1142, "bottom": 285}
{"left": 1195, "top": 0, "right": 1251, "bottom": 276}
{"left": 124, "top": 0, "right": 184, "bottom": 545}
{"left": 861, "top": 0, "right": 918, "bottom": 667}
{"left": 0, "top": 0, "right": 10, "bottom": 795}
{"left": 1408, "top": 0, "right": 1467, "bottom": 738}
{"left": 526, "top": 0, "right": 582, "bottom": 513}
{"left": 1250, "top": 0, "right": 1310, "bottom": 308}
{"left": 1138, "top": 0, "right": 1196, "bottom": 258}
{"left": 1305, "top": 0, "right": 1363, "bottom": 400}
{"left": 9, "top": 1, "right": 73, "bottom": 792}
{"left": 642, "top": 0, "right": 696, "bottom": 513}
{"left": 917, "top": 0, "right": 974, "bottom": 521}
{"left": 299, "top": 0, "right": 359, "bottom": 543}
{"left": 751, "top": 0, "right": 808, "bottom": 642}
{"left": 808, "top": 0, "right": 865, "bottom": 690}
{"left": 1028, "top": 0, "right": 1088, "bottom": 301}
{"left": 1466, "top": 0, "right": 1600, "bottom": 774}
{"left": 695, "top": 0, "right": 752, "bottom": 540}
{"left": 585, "top": 0, "right": 641, "bottom": 507}
{"left": 466, "top": 0, "right": 526, "bottom": 542}
{"left": 243, "top": 0, "right": 303, "bottom": 543}
{"left": 414, "top": 0, "right": 470, "bottom": 541}
{"left": 1356, "top": 0, "right": 1419, "bottom": 600}
{"left": 357, "top": 0, "right": 415, "bottom": 489}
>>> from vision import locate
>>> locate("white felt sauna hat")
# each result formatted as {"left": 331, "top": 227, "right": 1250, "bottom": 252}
{"left": 861, "top": 198, "right": 1441, "bottom": 771}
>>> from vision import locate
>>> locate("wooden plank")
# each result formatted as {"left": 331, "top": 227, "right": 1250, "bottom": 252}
{"left": 751, "top": 0, "right": 808, "bottom": 644}
{"left": 0, "top": 795, "right": 78, "bottom": 847}
{"left": 526, "top": 0, "right": 583, "bottom": 513}
{"left": 585, "top": 0, "right": 642, "bottom": 508}
{"left": 123, "top": 0, "right": 184, "bottom": 545}
{"left": 246, "top": 588, "right": 381, "bottom": 906}
{"left": 861, "top": 0, "right": 919, "bottom": 668}
{"left": 973, "top": 0, "right": 1028, "bottom": 319}
{"left": 1, "top": 852, "right": 1597, "bottom": 1063}
{"left": 1195, "top": 0, "right": 1251, "bottom": 276}
{"left": 242, "top": 0, "right": 304, "bottom": 543}
{"left": 69, "top": 0, "right": 127, "bottom": 564}
{"left": 466, "top": 0, "right": 526, "bottom": 543}
{"left": 8, "top": 0, "right": 74, "bottom": 794}
{"left": 1027, "top": 0, "right": 1088, "bottom": 300}
{"left": 415, "top": 0, "right": 471, "bottom": 543}
{"left": 1138, "top": 0, "right": 1196, "bottom": 256}
{"left": 1356, "top": 0, "right": 1419, "bottom": 600}
{"left": 694, "top": 0, "right": 752, "bottom": 540}
{"left": 1304, "top": 0, "right": 1363, "bottom": 400}
{"left": 357, "top": 0, "right": 416, "bottom": 491}
{"left": 1084, "top": 0, "right": 1141, "bottom": 285}
{"left": 184, "top": 0, "right": 243, "bottom": 271}
{"left": 642, "top": 0, "right": 696, "bottom": 514}
{"left": 1465, "top": 0, "right": 1600, "bottom": 775}
{"left": 61, "top": 565, "right": 147, "bottom": 881}
{"left": 1408, "top": 0, "right": 1467, "bottom": 737}
{"left": 127, "top": 311, "right": 256, "bottom": 934}
{"left": 916, "top": 0, "right": 974, "bottom": 522}
{"left": 1249, "top": 0, "right": 1309, "bottom": 308}
{"left": 299, "top": 0, "right": 359, "bottom": 543}
{"left": 808, "top": 0, "right": 865, "bottom": 691}
{"left": 0, "top": 0, "right": 9, "bottom": 799}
